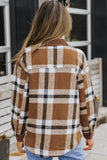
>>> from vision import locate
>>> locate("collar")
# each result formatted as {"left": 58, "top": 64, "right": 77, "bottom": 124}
{"left": 45, "top": 38, "right": 69, "bottom": 46}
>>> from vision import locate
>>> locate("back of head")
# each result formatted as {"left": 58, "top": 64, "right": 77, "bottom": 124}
{"left": 10, "top": 0, "right": 72, "bottom": 65}
{"left": 29, "top": 0, "right": 72, "bottom": 45}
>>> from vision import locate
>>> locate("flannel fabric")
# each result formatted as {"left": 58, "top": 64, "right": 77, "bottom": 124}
{"left": 11, "top": 38, "right": 97, "bottom": 158}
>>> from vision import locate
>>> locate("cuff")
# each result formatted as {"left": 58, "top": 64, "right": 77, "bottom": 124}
{"left": 83, "top": 131, "right": 94, "bottom": 139}
{"left": 16, "top": 134, "right": 25, "bottom": 142}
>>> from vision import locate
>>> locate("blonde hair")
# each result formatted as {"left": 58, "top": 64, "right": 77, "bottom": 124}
{"left": 7, "top": 0, "right": 72, "bottom": 65}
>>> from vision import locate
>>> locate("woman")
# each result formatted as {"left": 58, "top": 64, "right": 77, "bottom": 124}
{"left": 10, "top": 0, "right": 97, "bottom": 160}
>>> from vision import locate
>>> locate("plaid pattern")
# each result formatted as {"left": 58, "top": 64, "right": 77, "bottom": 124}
{"left": 11, "top": 38, "right": 97, "bottom": 158}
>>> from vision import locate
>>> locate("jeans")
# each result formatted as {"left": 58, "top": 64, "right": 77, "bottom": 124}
{"left": 25, "top": 140, "right": 85, "bottom": 160}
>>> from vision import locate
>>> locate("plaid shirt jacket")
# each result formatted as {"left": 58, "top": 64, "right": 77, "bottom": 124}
{"left": 11, "top": 38, "right": 97, "bottom": 158}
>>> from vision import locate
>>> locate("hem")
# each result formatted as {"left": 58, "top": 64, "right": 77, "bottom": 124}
{"left": 24, "top": 137, "right": 82, "bottom": 158}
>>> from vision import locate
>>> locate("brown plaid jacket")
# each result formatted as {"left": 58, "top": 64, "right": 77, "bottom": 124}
{"left": 11, "top": 38, "right": 97, "bottom": 158}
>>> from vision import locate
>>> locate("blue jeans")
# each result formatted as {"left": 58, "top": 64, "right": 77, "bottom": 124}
{"left": 25, "top": 141, "right": 85, "bottom": 160}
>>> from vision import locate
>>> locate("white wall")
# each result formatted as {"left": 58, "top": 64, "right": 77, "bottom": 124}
{"left": 39, "top": 0, "right": 45, "bottom": 8}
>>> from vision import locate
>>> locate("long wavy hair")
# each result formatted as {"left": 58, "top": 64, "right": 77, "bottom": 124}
{"left": 8, "top": 0, "right": 72, "bottom": 65}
